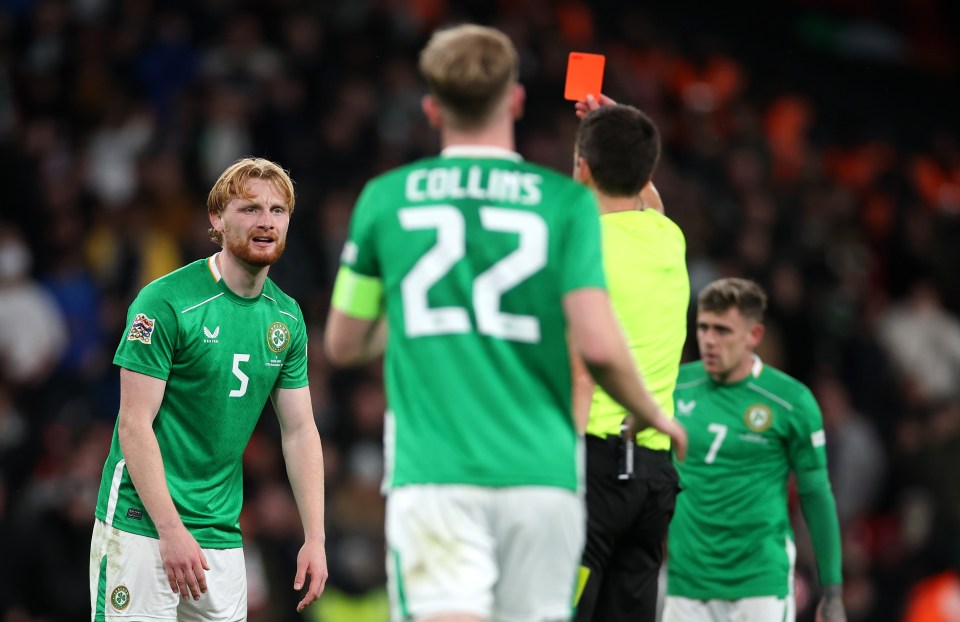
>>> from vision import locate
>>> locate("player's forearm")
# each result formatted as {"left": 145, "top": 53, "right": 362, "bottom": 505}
{"left": 118, "top": 416, "right": 182, "bottom": 534}
{"left": 565, "top": 290, "right": 670, "bottom": 432}
{"left": 797, "top": 469, "right": 844, "bottom": 587}
{"left": 569, "top": 349, "right": 594, "bottom": 435}
{"left": 282, "top": 427, "right": 327, "bottom": 543}
{"left": 324, "top": 312, "right": 387, "bottom": 367}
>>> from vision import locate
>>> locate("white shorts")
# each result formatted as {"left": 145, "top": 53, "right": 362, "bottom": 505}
{"left": 662, "top": 594, "right": 795, "bottom": 622}
{"left": 89, "top": 519, "right": 247, "bottom": 621}
{"left": 386, "top": 485, "right": 585, "bottom": 622}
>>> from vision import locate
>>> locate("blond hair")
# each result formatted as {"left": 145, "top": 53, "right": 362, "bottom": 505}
{"left": 207, "top": 157, "right": 295, "bottom": 246}
{"left": 418, "top": 24, "right": 519, "bottom": 130}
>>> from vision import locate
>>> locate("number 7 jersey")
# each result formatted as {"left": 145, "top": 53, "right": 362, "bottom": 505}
{"left": 667, "top": 357, "right": 829, "bottom": 599}
{"left": 338, "top": 146, "right": 606, "bottom": 491}
{"left": 95, "top": 254, "right": 308, "bottom": 548}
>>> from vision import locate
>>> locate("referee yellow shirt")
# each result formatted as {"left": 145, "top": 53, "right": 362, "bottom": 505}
{"left": 586, "top": 209, "right": 689, "bottom": 450}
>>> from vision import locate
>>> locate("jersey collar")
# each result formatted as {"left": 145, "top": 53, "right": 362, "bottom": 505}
{"left": 751, "top": 354, "right": 764, "bottom": 378}
{"left": 440, "top": 145, "right": 523, "bottom": 161}
{"left": 207, "top": 253, "right": 222, "bottom": 282}
{"left": 207, "top": 252, "right": 261, "bottom": 306}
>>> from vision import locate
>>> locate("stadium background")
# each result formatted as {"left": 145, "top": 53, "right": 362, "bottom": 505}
{"left": 0, "top": 0, "right": 958, "bottom": 620}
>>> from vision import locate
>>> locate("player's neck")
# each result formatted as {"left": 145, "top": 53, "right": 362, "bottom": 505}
{"left": 440, "top": 116, "right": 515, "bottom": 152}
{"left": 215, "top": 251, "right": 269, "bottom": 298}
{"left": 710, "top": 355, "right": 756, "bottom": 384}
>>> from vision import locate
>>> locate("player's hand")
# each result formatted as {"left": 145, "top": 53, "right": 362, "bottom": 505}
{"left": 816, "top": 586, "right": 846, "bottom": 622}
{"left": 158, "top": 523, "right": 209, "bottom": 600}
{"left": 294, "top": 538, "right": 328, "bottom": 612}
{"left": 664, "top": 418, "right": 688, "bottom": 461}
{"left": 574, "top": 93, "right": 618, "bottom": 118}
{"left": 626, "top": 412, "right": 688, "bottom": 461}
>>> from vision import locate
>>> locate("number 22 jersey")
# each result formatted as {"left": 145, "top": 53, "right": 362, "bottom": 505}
{"left": 94, "top": 254, "right": 308, "bottom": 548}
{"left": 339, "top": 146, "right": 606, "bottom": 491}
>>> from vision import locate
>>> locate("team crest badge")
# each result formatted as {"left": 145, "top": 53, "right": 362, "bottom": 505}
{"left": 126, "top": 314, "right": 156, "bottom": 344}
{"left": 267, "top": 322, "right": 290, "bottom": 353}
{"left": 744, "top": 404, "right": 774, "bottom": 432}
{"left": 110, "top": 585, "right": 131, "bottom": 611}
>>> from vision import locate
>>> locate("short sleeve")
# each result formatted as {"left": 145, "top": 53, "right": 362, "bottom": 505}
{"left": 113, "top": 285, "right": 178, "bottom": 380}
{"left": 275, "top": 302, "right": 308, "bottom": 389}
{"left": 786, "top": 386, "right": 829, "bottom": 473}
{"left": 557, "top": 187, "right": 606, "bottom": 294}
{"left": 340, "top": 182, "right": 381, "bottom": 279}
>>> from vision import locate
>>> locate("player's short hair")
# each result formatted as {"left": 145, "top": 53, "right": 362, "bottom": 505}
{"left": 207, "top": 157, "right": 295, "bottom": 246}
{"left": 418, "top": 24, "right": 519, "bottom": 130}
{"left": 698, "top": 278, "right": 767, "bottom": 323}
{"left": 575, "top": 104, "right": 661, "bottom": 197}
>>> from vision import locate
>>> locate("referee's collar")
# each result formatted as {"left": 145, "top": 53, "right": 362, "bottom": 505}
{"left": 441, "top": 145, "right": 523, "bottom": 161}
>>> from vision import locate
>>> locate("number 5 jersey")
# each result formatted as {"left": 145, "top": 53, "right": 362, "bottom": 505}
{"left": 95, "top": 254, "right": 308, "bottom": 548}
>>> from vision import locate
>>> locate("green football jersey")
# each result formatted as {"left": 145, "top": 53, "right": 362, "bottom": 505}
{"left": 95, "top": 255, "right": 308, "bottom": 548}
{"left": 586, "top": 209, "right": 688, "bottom": 449}
{"left": 341, "top": 146, "right": 606, "bottom": 491}
{"left": 667, "top": 357, "right": 828, "bottom": 599}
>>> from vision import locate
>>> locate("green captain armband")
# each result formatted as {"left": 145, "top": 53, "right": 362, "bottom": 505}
{"left": 331, "top": 266, "right": 384, "bottom": 320}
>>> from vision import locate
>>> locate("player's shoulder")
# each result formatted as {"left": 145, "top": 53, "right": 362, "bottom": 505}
{"left": 676, "top": 361, "right": 709, "bottom": 388}
{"left": 261, "top": 279, "right": 304, "bottom": 322}
{"left": 751, "top": 363, "right": 816, "bottom": 410}
{"left": 135, "top": 258, "right": 214, "bottom": 306}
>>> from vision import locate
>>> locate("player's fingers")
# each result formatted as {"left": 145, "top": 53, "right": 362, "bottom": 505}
{"left": 194, "top": 563, "right": 208, "bottom": 594}
{"left": 293, "top": 562, "right": 307, "bottom": 591}
{"left": 199, "top": 548, "right": 210, "bottom": 571}
{"left": 186, "top": 569, "right": 202, "bottom": 601}
{"left": 166, "top": 569, "right": 179, "bottom": 593}
{"left": 175, "top": 570, "right": 190, "bottom": 600}
{"left": 296, "top": 572, "right": 326, "bottom": 613}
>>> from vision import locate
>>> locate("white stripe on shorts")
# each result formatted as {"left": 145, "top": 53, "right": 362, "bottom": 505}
{"left": 103, "top": 459, "right": 126, "bottom": 525}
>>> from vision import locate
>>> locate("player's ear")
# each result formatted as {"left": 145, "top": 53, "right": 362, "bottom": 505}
{"left": 421, "top": 95, "right": 443, "bottom": 129}
{"left": 208, "top": 210, "right": 221, "bottom": 232}
{"left": 747, "top": 321, "right": 765, "bottom": 348}
{"left": 509, "top": 84, "right": 525, "bottom": 121}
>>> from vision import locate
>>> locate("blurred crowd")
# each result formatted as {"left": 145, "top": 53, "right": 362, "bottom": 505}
{"left": 0, "top": 0, "right": 958, "bottom": 620}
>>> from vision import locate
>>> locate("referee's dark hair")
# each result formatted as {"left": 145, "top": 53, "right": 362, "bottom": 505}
{"left": 575, "top": 104, "right": 661, "bottom": 197}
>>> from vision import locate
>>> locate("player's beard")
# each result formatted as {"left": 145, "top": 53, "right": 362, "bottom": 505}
{"left": 223, "top": 225, "right": 287, "bottom": 267}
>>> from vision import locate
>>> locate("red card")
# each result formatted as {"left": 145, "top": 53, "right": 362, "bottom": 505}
{"left": 564, "top": 52, "right": 605, "bottom": 101}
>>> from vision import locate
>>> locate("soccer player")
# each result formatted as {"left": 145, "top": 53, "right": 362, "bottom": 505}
{"left": 323, "top": 24, "right": 686, "bottom": 622}
{"left": 90, "top": 158, "right": 328, "bottom": 621}
{"left": 664, "top": 278, "right": 845, "bottom": 622}
{"left": 570, "top": 103, "right": 689, "bottom": 622}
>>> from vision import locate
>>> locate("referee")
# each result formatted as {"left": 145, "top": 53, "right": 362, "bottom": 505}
{"left": 571, "top": 100, "right": 690, "bottom": 622}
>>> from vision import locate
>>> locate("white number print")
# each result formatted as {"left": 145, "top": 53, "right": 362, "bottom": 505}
{"left": 399, "top": 206, "right": 547, "bottom": 343}
{"left": 705, "top": 423, "right": 728, "bottom": 464}
{"left": 399, "top": 207, "right": 470, "bottom": 337}
{"left": 229, "top": 353, "right": 250, "bottom": 398}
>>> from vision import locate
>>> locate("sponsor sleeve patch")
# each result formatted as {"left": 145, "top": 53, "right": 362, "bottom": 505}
{"left": 811, "top": 429, "right": 826, "bottom": 448}
{"left": 126, "top": 313, "right": 156, "bottom": 344}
